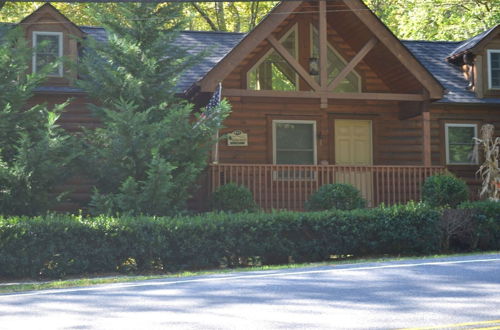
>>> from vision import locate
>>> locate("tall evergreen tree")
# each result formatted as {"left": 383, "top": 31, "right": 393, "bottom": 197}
{"left": 0, "top": 27, "right": 77, "bottom": 215}
{"left": 78, "top": 3, "right": 230, "bottom": 216}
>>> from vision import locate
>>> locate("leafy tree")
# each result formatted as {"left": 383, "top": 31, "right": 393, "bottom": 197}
{"left": 365, "top": 0, "right": 500, "bottom": 41}
{"left": 0, "top": 2, "right": 98, "bottom": 25}
{"left": 1, "top": 1, "right": 498, "bottom": 40}
{"left": 78, "top": 3, "right": 230, "bottom": 216}
{"left": 0, "top": 27, "right": 77, "bottom": 215}
{"left": 187, "top": 1, "right": 277, "bottom": 32}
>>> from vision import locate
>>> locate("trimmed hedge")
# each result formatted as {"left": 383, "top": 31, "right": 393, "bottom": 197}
{"left": 0, "top": 203, "right": 444, "bottom": 279}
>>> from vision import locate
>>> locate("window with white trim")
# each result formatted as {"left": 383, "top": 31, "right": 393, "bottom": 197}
{"left": 487, "top": 49, "right": 500, "bottom": 89}
{"left": 33, "top": 32, "right": 63, "bottom": 77}
{"left": 311, "top": 25, "right": 361, "bottom": 92}
{"left": 273, "top": 120, "right": 316, "bottom": 165}
{"left": 248, "top": 25, "right": 298, "bottom": 91}
{"left": 445, "top": 123, "right": 478, "bottom": 165}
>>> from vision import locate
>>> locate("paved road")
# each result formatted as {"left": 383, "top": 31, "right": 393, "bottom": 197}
{"left": 1, "top": 254, "right": 500, "bottom": 329}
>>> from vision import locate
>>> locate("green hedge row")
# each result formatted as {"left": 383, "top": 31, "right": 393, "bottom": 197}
{"left": 0, "top": 201, "right": 498, "bottom": 279}
{"left": 460, "top": 200, "right": 500, "bottom": 250}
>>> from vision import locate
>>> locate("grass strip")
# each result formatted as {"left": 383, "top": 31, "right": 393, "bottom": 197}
{"left": 1, "top": 251, "right": 498, "bottom": 294}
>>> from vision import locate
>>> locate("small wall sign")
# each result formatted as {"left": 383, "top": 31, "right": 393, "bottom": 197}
{"left": 227, "top": 130, "right": 248, "bottom": 146}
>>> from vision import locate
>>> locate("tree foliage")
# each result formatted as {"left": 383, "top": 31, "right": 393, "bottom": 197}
{"left": 1, "top": 1, "right": 498, "bottom": 40}
{"left": 366, "top": 0, "right": 500, "bottom": 41}
{"left": 78, "top": 3, "right": 230, "bottom": 216}
{"left": 186, "top": 1, "right": 277, "bottom": 32}
{"left": 0, "top": 27, "right": 77, "bottom": 215}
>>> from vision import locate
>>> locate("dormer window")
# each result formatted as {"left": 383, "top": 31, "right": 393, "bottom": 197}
{"left": 32, "top": 31, "right": 63, "bottom": 77}
{"left": 487, "top": 49, "right": 500, "bottom": 90}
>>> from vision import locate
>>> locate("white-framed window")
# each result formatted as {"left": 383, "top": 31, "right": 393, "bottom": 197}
{"left": 310, "top": 25, "right": 361, "bottom": 93}
{"left": 32, "top": 31, "right": 63, "bottom": 77}
{"left": 247, "top": 25, "right": 298, "bottom": 91}
{"left": 273, "top": 120, "right": 317, "bottom": 165}
{"left": 487, "top": 49, "right": 500, "bottom": 90}
{"left": 445, "top": 123, "right": 478, "bottom": 165}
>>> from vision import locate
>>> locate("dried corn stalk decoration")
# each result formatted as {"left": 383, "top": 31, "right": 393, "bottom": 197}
{"left": 474, "top": 124, "right": 500, "bottom": 201}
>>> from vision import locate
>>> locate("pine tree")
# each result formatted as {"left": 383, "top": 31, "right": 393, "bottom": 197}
{"left": 0, "top": 27, "right": 77, "bottom": 215}
{"left": 78, "top": 3, "right": 230, "bottom": 216}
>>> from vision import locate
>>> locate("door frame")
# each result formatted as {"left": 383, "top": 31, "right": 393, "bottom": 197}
{"left": 327, "top": 113, "right": 378, "bottom": 165}
{"left": 332, "top": 118, "right": 374, "bottom": 166}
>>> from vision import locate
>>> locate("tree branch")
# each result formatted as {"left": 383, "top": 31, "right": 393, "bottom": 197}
{"left": 190, "top": 3, "right": 218, "bottom": 31}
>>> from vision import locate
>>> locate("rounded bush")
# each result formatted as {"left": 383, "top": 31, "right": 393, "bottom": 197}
{"left": 210, "top": 183, "right": 258, "bottom": 213}
{"left": 305, "top": 183, "right": 366, "bottom": 211}
{"left": 422, "top": 174, "right": 469, "bottom": 208}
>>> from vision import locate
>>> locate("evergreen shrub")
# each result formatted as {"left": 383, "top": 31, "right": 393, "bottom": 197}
{"left": 210, "top": 183, "right": 258, "bottom": 212}
{"left": 78, "top": 3, "right": 230, "bottom": 216}
{"left": 0, "top": 27, "right": 78, "bottom": 215}
{"left": 305, "top": 183, "right": 366, "bottom": 211}
{"left": 422, "top": 174, "right": 469, "bottom": 208}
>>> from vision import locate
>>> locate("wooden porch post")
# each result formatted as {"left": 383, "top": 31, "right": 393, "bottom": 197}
{"left": 319, "top": 0, "right": 328, "bottom": 109}
{"left": 422, "top": 102, "right": 431, "bottom": 167}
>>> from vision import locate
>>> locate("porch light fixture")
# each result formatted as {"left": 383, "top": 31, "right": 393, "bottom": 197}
{"left": 309, "top": 57, "right": 319, "bottom": 76}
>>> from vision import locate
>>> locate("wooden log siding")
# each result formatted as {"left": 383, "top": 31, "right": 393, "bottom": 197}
{"left": 209, "top": 164, "right": 446, "bottom": 211}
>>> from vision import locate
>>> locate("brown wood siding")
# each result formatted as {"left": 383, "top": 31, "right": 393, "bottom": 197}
{"left": 430, "top": 103, "right": 500, "bottom": 196}
{"left": 28, "top": 94, "right": 100, "bottom": 133}
{"left": 218, "top": 97, "right": 430, "bottom": 165}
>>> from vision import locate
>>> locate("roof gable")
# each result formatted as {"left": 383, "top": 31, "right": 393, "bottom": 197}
{"left": 448, "top": 24, "right": 500, "bottom": 60}
{"left": 19, "top": 3, "right": 84, "bottom": 37}
{"left": 196, "top": 1, "right": 302, "bottom": 92}
{"left": 197, "top": 0, "right": 443, "bottom": 100}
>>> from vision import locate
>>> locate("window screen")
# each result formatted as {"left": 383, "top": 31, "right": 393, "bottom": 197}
{"left": 274, "top": 121, "right": 315, "bottom": 165}
{"left": 446, "top": 124, "right": 478, "bottom": 165}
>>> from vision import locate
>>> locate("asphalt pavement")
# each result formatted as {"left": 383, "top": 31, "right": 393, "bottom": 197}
{"left": 1, "top": 254, "right": 500, "bottom": 329}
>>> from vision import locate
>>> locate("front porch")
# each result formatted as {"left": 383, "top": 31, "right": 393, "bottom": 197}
{"left": 209, "top": 163, "right": 446, "bottom": 211}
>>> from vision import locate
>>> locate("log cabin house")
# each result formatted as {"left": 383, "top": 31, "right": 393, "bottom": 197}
{"left": 5, "top": 1, "right": 500, "bottom": 211}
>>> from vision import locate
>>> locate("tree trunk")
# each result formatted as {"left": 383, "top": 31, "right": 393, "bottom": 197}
{"left": 250, "top": 2, "right": 259, "bottom": 30}
{"left": 215, "top": 2, "right": 227, "bottom": 32}
{"left": 227, "top": 3, "right": 240, "bottom": 32}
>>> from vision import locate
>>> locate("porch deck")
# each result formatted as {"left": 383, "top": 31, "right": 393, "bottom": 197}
{"left": 209, "top": 164, "right": 446, "bottom": 211}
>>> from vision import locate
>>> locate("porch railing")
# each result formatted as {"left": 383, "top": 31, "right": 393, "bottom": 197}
{"left": 209, "top": 164, "right": 447, "bottom": 211}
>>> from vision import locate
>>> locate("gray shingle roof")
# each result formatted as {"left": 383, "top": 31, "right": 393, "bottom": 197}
{"left": 404, "top": 40, "right": 500, "bottom": 104}
{"left": 447, "top": 25, "right": 500, "bottom": 59}
{"left": 69, "top": 25, "right": 500, "bottom": 104}
{"left": 174, "top": 31, "right": 245, "bottom": 92}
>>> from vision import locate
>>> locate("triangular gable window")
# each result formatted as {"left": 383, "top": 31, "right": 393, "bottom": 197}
{"left": 311, "top": 26, "right": 361, "bottom": 92}
{"left": 248, "top": 25, "right": 298, "bottom": 91}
